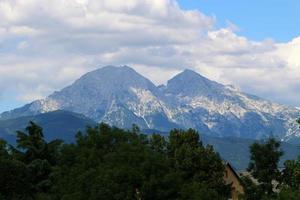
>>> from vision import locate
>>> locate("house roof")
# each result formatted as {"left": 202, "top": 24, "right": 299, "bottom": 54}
{"left": 224, "top": 162, "right": 243, "bottom": 183}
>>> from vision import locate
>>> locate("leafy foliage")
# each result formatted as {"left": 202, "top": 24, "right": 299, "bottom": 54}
{"left": 3, "top": 121, "right": 300, "bottom": 199}
{"left": 0, "top": 122, "right": 230, "bottom": 199}
{"left": 239, "top": 138, "right": 285, "bottom": 199}
{"left": 276, "top": 187, "right": 300, "bottom": 200}
{"left": 0, "top": 122, "right": 63, "bottom": 199}
{"left": 281, "top": 158, "right": 300, "bottom": 189}
{"left": 51, "top": 125, "right": 230, "bottom": 199}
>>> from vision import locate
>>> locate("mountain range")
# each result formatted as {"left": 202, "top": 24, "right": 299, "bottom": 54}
{"left": 1, "top": 65, "right": 300, "bottom": 142}
{"left": 0, "top": 110, "right": 299, "bottom": 170}
{"left": 1, "top": 65, "right": 300, "bottom": 169}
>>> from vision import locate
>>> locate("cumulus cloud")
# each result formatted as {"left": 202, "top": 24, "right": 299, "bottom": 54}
{"left": 0, "top": 0, "right": 299, "bottom": 111}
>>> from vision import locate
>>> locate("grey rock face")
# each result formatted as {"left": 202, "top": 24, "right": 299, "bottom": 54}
{"left": 1, "top": 65, "right": 300, "bottom": 141}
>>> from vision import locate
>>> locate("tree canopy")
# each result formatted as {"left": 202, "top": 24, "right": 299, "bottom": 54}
{"left": 248, "top": 138, "right": 283, "bottom": 195}
{"left": 0, "top": 122, "right": 231, "bottom": 200}
{"left": 2, "top": 119, "right": 300, "bottom": 200}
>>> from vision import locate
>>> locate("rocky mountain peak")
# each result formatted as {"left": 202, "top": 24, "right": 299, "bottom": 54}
{"left": 1, "top": 65, "right": 300, "bottom": 141}
{"left": 165, "top": 69, "right": 224, "bottom": 97}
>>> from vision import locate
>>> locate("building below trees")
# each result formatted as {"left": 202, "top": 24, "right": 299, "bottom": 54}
{"left": 224, "top": 162, "right": 245, "bottom": 200}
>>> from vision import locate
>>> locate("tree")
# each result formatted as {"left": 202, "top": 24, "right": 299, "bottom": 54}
{"left": 51, "top": 124, "right": 168, "bottom": 200}
{"left": 149, "top": 134, "right": 167, "bottom": 154}
{"left": 11, "top": 121, "right": 62, "bottom": 196}
{"left": 52, "top": 125, "right": 230, "bottom": 199}
{"left": 247, "top": 138, "right": 283, "bottom": 197}
{"left": 276, "top": 187, "right": 300, "bottom": 200}
{"left": 0, "top": 139, "right": 31, "bottom": 199}
{"left": 279, "top": 156, "right": 300, "bottom": 199}
{"left": 0, "top": 140, "right": 8, "bottom": 159}
{"left": 12, "top": 121, "right": 62, "bottom": 165}
{"left": 270, "top": 118, "right": 300, "bottom": 200}
{"left": 168, "top": 129, "right": 231, "bottom": 199}
{"left": 281, "top": 158, "right": 300, "bottom": 189}
{"left": 0, "top": 123, "right": 232, "bottom": 199}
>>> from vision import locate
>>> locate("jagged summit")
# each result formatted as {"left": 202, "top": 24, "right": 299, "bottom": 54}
{"left": 1, "top": 65, "right": 300, "bottom": 141}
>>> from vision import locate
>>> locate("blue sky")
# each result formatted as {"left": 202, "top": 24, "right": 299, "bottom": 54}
{"left": 0, "top": 0, "right": 300, "bottom": 113}
{"left": 178, "top": 0, "right": 300, "bottom": 42}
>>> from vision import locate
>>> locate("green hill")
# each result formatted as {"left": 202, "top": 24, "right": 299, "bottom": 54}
{"left": 0, "top": 110, "right": 96, "bottom": 145}
{"left": 0, "top": 112, "right": 299, "bottom": 170}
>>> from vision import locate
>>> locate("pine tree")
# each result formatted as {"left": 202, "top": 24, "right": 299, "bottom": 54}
{"left": 11, "top": 121, "right": 62, "bottom": 196}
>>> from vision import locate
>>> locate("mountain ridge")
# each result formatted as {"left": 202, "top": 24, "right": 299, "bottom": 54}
{"left": 1, "top": 110, "right": 299, "bottom": 170}
{"left": 0, "top": 110, "right": 96, "bottom": 144}
{"left": 1, "top": 65, "right": 299, "bottom": 141}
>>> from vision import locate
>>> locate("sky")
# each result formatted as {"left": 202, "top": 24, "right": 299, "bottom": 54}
{"left": 178, "top": 0, "right": 300, "bottom": 42}
{"left": 0, "top": 0, "right": 300, "bottom": 112}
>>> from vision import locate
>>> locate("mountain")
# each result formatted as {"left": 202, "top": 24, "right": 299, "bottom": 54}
{"left": 0, "top": 110, "right": 96, "bottom": 144}
{"left": 1, "top": 65, "right": 300, "bottom": 141}
{"left": 161, "top": 69, "right": 300, "bottom": 140}
{"left": 1, "top": 66, "right": 178, "bottom": 131}
{"left": 201, "top": 135, "right": 300, "bottom": 170}
{"left": 1, "top": 111, "right": 299, "bottom": 170}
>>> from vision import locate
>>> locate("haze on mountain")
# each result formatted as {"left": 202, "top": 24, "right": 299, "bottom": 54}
{"left": 1, "top": 65, "right": 299, "bottom": 142}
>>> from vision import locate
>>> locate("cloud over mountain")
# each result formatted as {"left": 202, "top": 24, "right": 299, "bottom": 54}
{"left": 0, "top": 0, "right": 299, "bottom": 110}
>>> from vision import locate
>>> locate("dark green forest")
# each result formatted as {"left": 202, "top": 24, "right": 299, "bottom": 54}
{"left": 1, "top": 122, "right": 300, "bottom": 199}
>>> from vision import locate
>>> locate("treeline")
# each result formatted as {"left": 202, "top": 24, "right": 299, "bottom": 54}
{"left": 242, "top": 138, "right": 300, "bottom": 199}
{"left": 0, "top": 122, "right": 230, "bottom": 200}
{"left": 1, "top": 122, "right": 300, "bottom": 199}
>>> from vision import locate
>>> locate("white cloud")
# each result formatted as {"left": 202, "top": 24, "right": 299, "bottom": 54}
{"left": 0, "top": 0, "right": 299, "bottom": 110}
